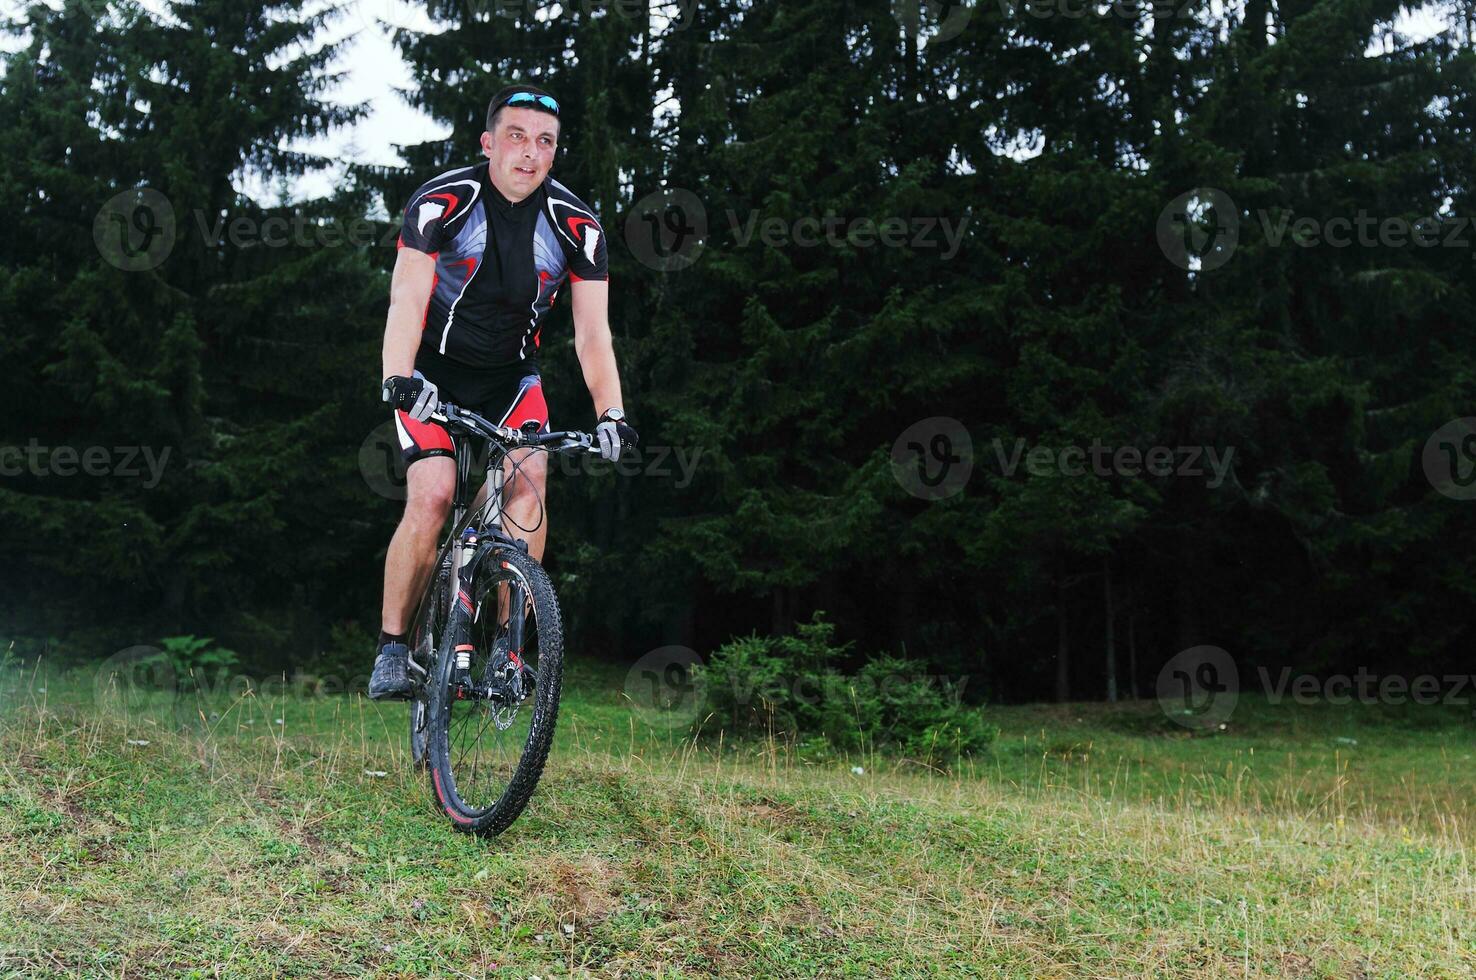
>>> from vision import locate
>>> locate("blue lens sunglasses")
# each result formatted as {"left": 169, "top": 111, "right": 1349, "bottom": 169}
{"left": 503, "top": 92, "right": 560, "bottom": 115}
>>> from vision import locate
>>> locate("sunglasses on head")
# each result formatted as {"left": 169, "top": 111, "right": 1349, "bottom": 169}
{"left": 503, "top": 92, "right": 560, "bottom": 115}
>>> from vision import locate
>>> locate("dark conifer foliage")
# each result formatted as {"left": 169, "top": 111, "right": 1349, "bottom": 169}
{"left": 4, "top": 0, "right": 1473, "bottom": 700}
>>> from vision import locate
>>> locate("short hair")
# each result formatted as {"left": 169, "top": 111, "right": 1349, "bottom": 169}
{"left": 486, "top": 84, "right": 561, "bottom": 135}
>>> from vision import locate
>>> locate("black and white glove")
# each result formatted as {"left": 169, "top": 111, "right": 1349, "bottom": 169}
{"left": 595, "top": 408, "right": 639, "bottom": 461}
{"left": 382, "top": 370, "right": 439, "bottom": 423}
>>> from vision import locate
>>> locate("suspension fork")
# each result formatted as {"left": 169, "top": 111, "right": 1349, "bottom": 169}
{"left": 476, "top": 451, "right": 524, "bottom": 656}
{"left": 444, "top": 445, "right": 510, "bottom": 687}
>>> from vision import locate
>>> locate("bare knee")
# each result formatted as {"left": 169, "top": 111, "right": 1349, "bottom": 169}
{"left": 402, "top": 462, "right": 454, "bottom": 533}
{"left": 504, "top": 455, "right": 548, "bottom": 505}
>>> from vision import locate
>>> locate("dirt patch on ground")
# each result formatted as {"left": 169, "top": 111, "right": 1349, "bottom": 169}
{"left": 527, "top": 854, "right": 619, "bottom": 925}
{"left": 14, "top": 752, "right": 93, "bottom": 826}
{"left": 253, "top": 783, "right": 329, "bottom": 855}
{"left": 744, "top": 796, "right": 801, "bottom": 825}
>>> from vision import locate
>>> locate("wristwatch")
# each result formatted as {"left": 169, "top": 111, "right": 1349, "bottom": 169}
{"left": 600, "top": 408, "right": 625, "bottom": 423}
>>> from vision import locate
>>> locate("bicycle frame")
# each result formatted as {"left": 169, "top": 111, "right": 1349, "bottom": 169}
{"left": 412, "top": 432, "right": 519, "bottom": 676}
{"left": 407, "top": 403, "right": 597, "bottom": 691}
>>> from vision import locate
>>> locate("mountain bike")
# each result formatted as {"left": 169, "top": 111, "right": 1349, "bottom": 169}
{"left": 402, "top": 400, "right": 615, "bottom": 835}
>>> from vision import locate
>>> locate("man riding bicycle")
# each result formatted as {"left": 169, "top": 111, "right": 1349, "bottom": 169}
{"left": 369, "top": 84, "right": 634, "bottom": 701}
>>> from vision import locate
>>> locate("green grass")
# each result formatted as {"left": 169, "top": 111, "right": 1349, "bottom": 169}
{"left": 2, "top": 659, "right": 1475, "bottom": 978}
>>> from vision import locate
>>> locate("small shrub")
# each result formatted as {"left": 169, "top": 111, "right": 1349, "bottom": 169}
{"left": 693, "top": 613, "right": 996, "bottom": 765}
{"left": 143, "top": 635, "right": 239, "bottom": 693}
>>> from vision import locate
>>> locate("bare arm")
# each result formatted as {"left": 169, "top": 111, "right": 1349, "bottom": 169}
{"left": 382, "top": 248, "right": 438, "bottom": 381}
{"left": 570, "top": 279, "right": 624, "bottom": 418}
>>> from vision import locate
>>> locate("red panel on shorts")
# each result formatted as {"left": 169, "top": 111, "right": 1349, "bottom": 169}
{"left": 395, "top": 409, "right": 454, "bottom": 461}
{"left": 498, "top": 377, "right": 549, "bottom": 433}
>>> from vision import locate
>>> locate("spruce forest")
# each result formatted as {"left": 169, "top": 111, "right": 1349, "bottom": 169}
{"left": 4, "top": 0, "right": 1475, "bottom": 704}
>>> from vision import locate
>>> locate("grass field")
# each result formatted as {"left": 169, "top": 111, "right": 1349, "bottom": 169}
{"left": 2, "top": 657, "right": 1475, "bottom": 978}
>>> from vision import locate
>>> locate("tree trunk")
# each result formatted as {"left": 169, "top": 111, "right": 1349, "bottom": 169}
{"left": 1103, "top": 556, "right": 1118, "bottom": 702}
{"left": 1055, "top": 568, "right": 1070, "bottom": 702}
{"left": 1127, "top": 612, "right": 1140, "bottom": 700}
{"left": 1175, "top": 538, "right": 1202, "bottom": 652}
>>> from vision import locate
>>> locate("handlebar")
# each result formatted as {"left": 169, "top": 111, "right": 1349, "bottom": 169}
{"left": 428, "top": 401, "right": 602, "bottom": 455}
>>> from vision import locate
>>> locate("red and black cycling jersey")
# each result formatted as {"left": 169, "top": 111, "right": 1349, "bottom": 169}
{"left": 396, "top": 162, "right": 608, "bottom": 370}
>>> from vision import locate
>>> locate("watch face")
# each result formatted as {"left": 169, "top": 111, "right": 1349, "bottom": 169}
{"left": 604, "top": 409, "right": 625, "bottom": 422}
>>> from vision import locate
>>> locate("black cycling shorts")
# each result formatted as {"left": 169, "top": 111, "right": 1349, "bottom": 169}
{"left": 393, "top": 348, "right": 549, "bottom": 466}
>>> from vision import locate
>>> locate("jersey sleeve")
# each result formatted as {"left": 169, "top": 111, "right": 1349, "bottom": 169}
{"left": 397, "top": 181, "right": 445, "bottom": 254}
{"left": 397, "top": 172, "right": 481, "bottom": 254}
{"left": 547, "top": 184, "right": 609, "bottom": 283}
{"left": 564, "top": 213, "right": 608, "bottom": 283}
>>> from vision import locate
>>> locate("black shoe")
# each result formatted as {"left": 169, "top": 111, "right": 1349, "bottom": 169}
{"left": 368, "top": 642, "right": 413, "bottom": 701}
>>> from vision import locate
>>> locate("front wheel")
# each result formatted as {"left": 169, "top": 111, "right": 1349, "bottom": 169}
{"left": 426, "top": 544, "right": 564, "bottom": 835}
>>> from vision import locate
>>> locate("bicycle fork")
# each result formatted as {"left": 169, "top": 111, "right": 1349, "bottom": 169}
{"left": 442, "top": 454, "right": 529, "bottom": 702}
{"left": 449, "top": 526, "right": 480, "bottom": 696}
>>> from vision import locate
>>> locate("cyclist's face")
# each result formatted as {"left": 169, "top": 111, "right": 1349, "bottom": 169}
{"left": 482, "top": 107, "right": 559, "bottom": 201}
